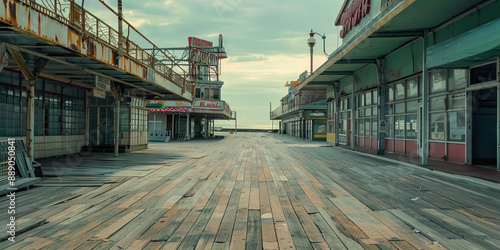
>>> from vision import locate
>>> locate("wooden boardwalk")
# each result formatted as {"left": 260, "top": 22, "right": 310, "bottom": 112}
{"left": 1, "top": 132, "right": 500, "bottom": 249}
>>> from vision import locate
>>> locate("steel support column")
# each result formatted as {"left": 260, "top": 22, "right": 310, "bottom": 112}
{"left": 497, "top": 57, "right": 500, "bottom": 170}
{"left": 204, "top": 115, "right": 208, "bottom": 138}
{"left": 497, "top": 84, "right": 500, "bottom": 171}
{"left": 186, "top": 114, "right": 190, "bottom": 140}
{"left": 85, "top": 90, "right": 90, "bottom": 147}
{"left": 421, "top": 30, "right": 430, "bottom": 166}
{"left": 334, "top": 82, "right": 340, "bottom": 146}
{"left": 351, "top": 76, "right": 356, "bottom": 150}
{"left": 114, "top": 99, "right": 120, "bottom": 157}
{"left": 376, "top": 59, "right": 386, "bottom": 155}
{"left": 235, "top": 111, "right": 237, "bottom": 134}
{"left": 110, "top": 84, "right": 122, "bottom": 157}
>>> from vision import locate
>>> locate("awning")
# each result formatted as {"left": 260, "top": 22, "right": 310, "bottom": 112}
{"left": 150, "top": 108, "right": 192, "bottom": 113}
{"left": 427, "top": 18, "right": 500, "bottom": 68}
{"left": 299, "top": 0, "right": 489, "bottom": 91}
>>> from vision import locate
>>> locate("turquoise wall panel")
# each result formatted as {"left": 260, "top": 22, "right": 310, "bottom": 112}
{"left": 355, "top": 64, "right": 378, "bottom": 91}
{"left": 339, "top": 76, "right": 353, "bottom": 95}
{"left": 385, "top": 45, "right": 414, "bottom": 82}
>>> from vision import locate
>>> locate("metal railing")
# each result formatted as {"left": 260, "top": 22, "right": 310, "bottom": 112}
{"left": 270, "top": 90, "right": 327, "bottom": 118}
{"left": 18, "top": 0, "right": 191, "bottom": 94}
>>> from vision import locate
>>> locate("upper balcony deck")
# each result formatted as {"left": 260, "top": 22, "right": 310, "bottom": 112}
{"left": 270, "top": 90, "right": 327, "bottom": 119}
{"left": 0, "top": 0, "right": 192, "bottom": 100}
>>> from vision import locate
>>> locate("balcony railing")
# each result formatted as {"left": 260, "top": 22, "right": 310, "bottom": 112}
{"left": 18, "top": 0, "right": 191, "bottom": 94}
{"left": 270, "top": 90, "right": 326, "bottom": 119}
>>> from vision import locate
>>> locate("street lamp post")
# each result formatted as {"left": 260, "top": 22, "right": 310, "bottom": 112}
{"left": 307, "top": 29, "right": 328, "bottom": 75}
{"left": 307, "top": 30, "right": 316, "bottom": 75}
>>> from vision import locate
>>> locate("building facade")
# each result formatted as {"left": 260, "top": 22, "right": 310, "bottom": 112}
{"left": 0, "top": 0, "right": 198, "bottom": 181}
{"left": 271, "top": 80, "right": 327, "bottom": 141}
{"left": 294, "top": 0, "right": 500, "bottom": 170}
{"left": 148, "top": 36, "right": 234, "bottom": 141}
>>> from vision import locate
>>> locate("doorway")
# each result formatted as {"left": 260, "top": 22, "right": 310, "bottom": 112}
{"left": 89, "top": 107, "right": 115, "bottom": 146}
{"left": 471, "top": 88, "right": 497, "bottom": 166}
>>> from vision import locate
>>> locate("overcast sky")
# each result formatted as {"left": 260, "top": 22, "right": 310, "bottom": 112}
{"left": 87, "top": 0, "right": 344, "bottom": 129}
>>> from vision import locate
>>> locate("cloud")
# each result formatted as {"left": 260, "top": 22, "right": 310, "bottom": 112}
{"left": 230, "top": 55, "right": 268, "bottom": 63}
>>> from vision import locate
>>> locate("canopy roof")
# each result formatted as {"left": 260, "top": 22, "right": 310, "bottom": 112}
{"left": 299, "top": 0, "right": 492, "bottom": 91}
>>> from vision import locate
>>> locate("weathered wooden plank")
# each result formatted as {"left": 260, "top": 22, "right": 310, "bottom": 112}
{"left": 282, "top": 181, "right": 326, "bottom": 245}
{"left": 0, "top": 218, "right": 46, "bottom": 242}
{"left": 316, "top": 207, "right": 364, "bottom": 250}
{"left": 266, "top": 181, "right": 295, "bottom": 250}
{"left": 92, "top": 209, "right": 145, "bottom": 240}
{"left": 246, "top": 210, "right": 262, "bottom": 250}
{"left": 370, "top": 210, "right": 445, "bottom": 249}
{"left": 310, "top": 213, "right": 347, "bottom": 250}
{"left": 214, "top": 181, "right": 244, "bottom": 243}
{"left": 259, "top": 181, "right": 277, "bottom": 246}
{"left": 228, "top": 179, "right": 251, "bottom": 250}
{"left": 389, "top": 209, "right": 482, "bottom": 250}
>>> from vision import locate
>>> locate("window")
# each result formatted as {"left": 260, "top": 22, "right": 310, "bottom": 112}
{"left": 212, "top": 88, "right": 220, "bottom": 100}
{"left": 448, "top": 111, "right": 465, "bottom": 142}
{"left": 195, "top": 88, "right": 201, "bottom": 98}
{"left": 364, "top": 118, "right": 371, "bottom": 137}
{"left": 405, "top": 114, "right": 417, "bottom": 139}
{"left": 339, "top": 112, "right": 348, "bottom": 135}
{"left": 430, "top": 113, "right": 445, "bottom": 140}
{"left": 365, "top": 107, "right": 372, "bottom": 117}
{"left": 0, "top": 76, "right": 26, "bottom": 137}
{"left": 395, "top": 102, "right": 405, "bottom": 114}
{"left": 430, "top": 70, "right": 446, "bottom": 94}
{"left": 365, "top": 92, "right": 372, "bottom": 105}
{"left": 386, "top": 84, "right": 394, "bottom": 102}
{"left": 430, "top": 96, "right": 445, "bottom": 111}
{"left": 406, "top": 78, "right": 418, "bottom": 98}
{"left": 470, "top": 63, "right": 497, "bottom": 85}
{"left": 395, "top": 81, "right": 405, "bottom": 100}
{"left": 394, "top": 115, "right": 405, "bottom": 138}
{"left": 447, "top": 93, "right": 465, "bottom": 110}
{"left": 448, "top": 69, "right": 466, "bottom": 91}
{"left": 328, "top": 121, "right": 334, "bottom": 134}
{"left": 406, "top": 100, "right": 418, "bottom": 113}
{"left": 372, "top": 119, "right": 377, "bottom": 137}
{"left": 359, "top": 120, "right": 364, "bottom": 136}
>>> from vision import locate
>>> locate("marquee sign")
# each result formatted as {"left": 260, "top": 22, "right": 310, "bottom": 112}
{"left": 190, "top": 48, "right": 218, "bottom": 66}
{"left": 188, "top": 37, "right": 213, "bottom": 47}
{"left": 193, "top": 100, "right": 224, "bottom": 110}
{"left": 338, "top": 0, "right": 371, "bottom": 38}
{"left": 307, "top": 111, "right": 327, "bottom": 119}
